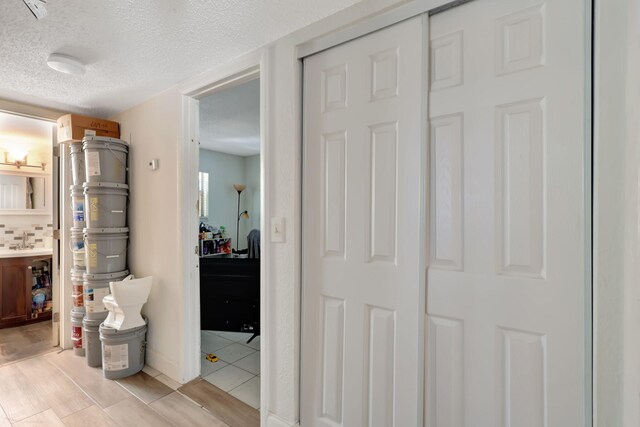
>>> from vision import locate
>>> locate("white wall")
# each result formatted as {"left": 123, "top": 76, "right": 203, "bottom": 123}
{"left": 111, "top": 88, "right": 184, "bottom": 380}
{"left": 245, "top": 154, "right": 261, "bottom": 232}
{"left": 593, "top": 0, "right": 640, "bottom": 425}
{"left": 199, "top": 149, "right": 260, "bottom": 250}
{"left": 199, "top": 148, "right": 244, "bottom": 243}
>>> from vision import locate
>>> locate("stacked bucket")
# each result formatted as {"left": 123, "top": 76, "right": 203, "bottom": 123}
{"left": 69, "top": 143, "right": 87, "bottom": 356}
{"left": 69, "top": 136, "right": 130, "bottom": 367}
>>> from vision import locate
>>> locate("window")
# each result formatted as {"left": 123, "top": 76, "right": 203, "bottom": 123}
{"left": 198, "top": 172, "right": 209, "bottom": 219}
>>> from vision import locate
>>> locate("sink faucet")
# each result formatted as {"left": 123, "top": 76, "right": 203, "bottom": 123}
{"left": 18, "top": 232, "right": 34, "bottom": 250}
{"left": 7, "top": 232, "right": 35, "bottom": 250}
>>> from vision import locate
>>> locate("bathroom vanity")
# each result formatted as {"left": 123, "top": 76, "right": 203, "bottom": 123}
{"left": 0, "top": 251, "right": 53, "bottom": 328}
{"left": 199, "top": 255, "right": 259, "bottom": 337}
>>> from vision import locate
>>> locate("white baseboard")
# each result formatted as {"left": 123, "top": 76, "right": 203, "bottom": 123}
{"left": 266, "top": 413, "right": 300, "bottom": 427}
{"left": 145, "top": 346, "right": 180, "bottom": 382}
{"left": 267, "top": 413, "right": 300, "bottom": 427}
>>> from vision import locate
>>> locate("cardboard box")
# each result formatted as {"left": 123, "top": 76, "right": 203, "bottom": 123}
{"left": 57, "top": 114, "right": 120, "bottom": 143}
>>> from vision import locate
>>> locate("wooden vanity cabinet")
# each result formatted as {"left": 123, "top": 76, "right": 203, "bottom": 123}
{"left": 0, "top": 256, "right": 52, "bottom": 328}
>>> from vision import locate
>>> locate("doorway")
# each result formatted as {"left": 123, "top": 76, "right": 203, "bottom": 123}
{"left": 0, "top": 110, "right": 60, "bottom": 365}
{"left": 301, "top": 0, "right": 591, "bottom": 425}
{"left": 180, "top": 69, "right": 263, "bottom": 426}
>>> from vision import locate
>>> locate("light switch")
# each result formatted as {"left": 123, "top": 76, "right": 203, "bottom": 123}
{"left": 271, "top": 217, "right": 286, "bottom": 243}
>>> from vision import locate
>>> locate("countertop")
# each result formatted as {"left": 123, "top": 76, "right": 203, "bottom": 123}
{"left": 0, "top": 248, "right": 53, "bottom": 259}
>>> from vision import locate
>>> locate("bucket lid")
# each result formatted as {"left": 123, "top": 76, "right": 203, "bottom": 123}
{"left": 70, "top": 227, "right": 84, "bottom": 234}
{"left": 70, "top": 308, "right": 86, "bottom": 318}
{"left": 83, "top": 182, "right": 129, "bottom": 191}
{"left": 99, "top": 316, "right": 147, "bottom": 335}
{"left": 69, "top": 184, "right": 83, "bottom": 193}
{"left": 83, "top": 270, "right": 130, "bottom": 281}
{"left": 82, "top": 136, "right": 128, "bottom": 146}
{"left": 83, "top": 227, "right": 129, "bottom": 235}
{"left": 82, "top": 317, "right": 104, "bottom": 327}
{"left": 70, "top": 269, "right": 85, "bottom": 279}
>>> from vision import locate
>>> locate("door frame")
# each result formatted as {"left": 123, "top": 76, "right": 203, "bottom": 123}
{"left": 177, "top": 50, "right": 271, "bottom": 424}
{"left": 0, "top": 103, "right": 64, "bottom": 348}
{"left": 297, "top": 0, "right": 594, "bottom": 424}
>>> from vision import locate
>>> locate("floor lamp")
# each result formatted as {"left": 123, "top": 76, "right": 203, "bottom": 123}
{"left": 233, "top": 184, "right": 249, "bottom": 252}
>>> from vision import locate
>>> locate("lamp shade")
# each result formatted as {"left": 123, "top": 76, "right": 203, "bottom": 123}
{"left": 233, "top": 184, "right": 247, "bottom": 192}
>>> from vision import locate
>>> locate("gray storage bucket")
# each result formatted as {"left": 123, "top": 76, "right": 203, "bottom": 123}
{"left": 70, "top": 142, "right": 85, "bottom": 186}
{"left": 83, "top": 270, "right": 129, "bottom": 320}
{"left": 83, "top": 316, "right": 105, "bottom": 367}
{"left": 83, "top": 137, "right": 128, "bottom": 184}
{"left": 70, "top": 228, "right": 86, "bottom": 271}
{"left": 71, "top": 309, "right": 85, "bottom": 357}
{"left": 71, "top": 269, "right": 84, "bottom": 295}
{"left": 70, "top": 185, "right": 85, "bottom": 228}
{"left": 83, "top": 227, "right": 129, "bottom": 274}
{"left": 99, "top": 317, "right": 147, "bottom": 379}
{"left": 84, "top": 182, "right": 128, "bottom": 228}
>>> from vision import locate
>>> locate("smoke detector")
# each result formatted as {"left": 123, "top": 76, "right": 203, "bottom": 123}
{"left": 23, "top": 0, "right": 48, "bottom": 19}
{"left": 47, "top": 54, "right": 86, "bottom": 75}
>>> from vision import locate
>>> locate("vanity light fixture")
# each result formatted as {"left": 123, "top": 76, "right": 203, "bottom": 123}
{"left": 1, "top": 152, "right": 46, "bottom": 170}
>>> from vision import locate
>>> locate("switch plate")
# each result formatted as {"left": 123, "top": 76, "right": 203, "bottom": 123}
{"left": 271, "top": 217, "right": 286, "bottom": 243}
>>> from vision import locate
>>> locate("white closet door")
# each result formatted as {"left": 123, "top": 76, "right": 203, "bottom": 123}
{"left": 427, "top": 0, "right": 587, "bottom": 425}
{"left": 302, "top": 16, "right": 425, "bottom": 427}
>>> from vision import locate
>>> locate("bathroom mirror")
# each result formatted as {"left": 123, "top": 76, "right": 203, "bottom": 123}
{"left": 0, "top": 172, "right": 49, "bottom": 213}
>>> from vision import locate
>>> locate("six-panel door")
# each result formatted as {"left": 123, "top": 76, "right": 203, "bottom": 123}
{"left": 302, "top": 16, "right": 425, "bottom": 427}
{"left": 427, "top": 0, "right": 587, "bottom": 425}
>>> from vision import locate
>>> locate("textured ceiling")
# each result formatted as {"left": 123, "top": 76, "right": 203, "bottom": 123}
{"left": 0, "top": 0, "right": 361, "bottom": 118}
{"left": 199, "top": 78, "right": 259, "bottom": 157}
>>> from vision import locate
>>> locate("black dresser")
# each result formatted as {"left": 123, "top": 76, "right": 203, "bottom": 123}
{"left": 199, "top": 256, "right": 260, "bottom": 339}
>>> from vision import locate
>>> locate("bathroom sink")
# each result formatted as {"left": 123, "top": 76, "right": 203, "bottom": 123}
{"left": 0, "top": 248, "right": 53, "bottom": 258}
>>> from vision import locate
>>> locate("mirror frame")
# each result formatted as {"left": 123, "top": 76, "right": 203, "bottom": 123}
{"left": 0, "top": 169, "right": 51, "bottom": 216}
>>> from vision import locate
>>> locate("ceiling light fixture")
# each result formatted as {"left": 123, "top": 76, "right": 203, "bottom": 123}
{"left": 47, "top": 53, "right": 86, "bottom": 75}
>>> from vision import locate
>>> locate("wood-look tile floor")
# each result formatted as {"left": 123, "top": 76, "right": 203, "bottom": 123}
{"left": 0, "top": 321, "right": 56, "bottom": 367}
{"left": 0, "top": 349, "right": 256, "bottom": 427}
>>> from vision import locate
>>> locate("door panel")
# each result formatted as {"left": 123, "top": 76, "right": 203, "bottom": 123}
{"left": 0, "top": 262, "right": 28, "bottom": 323}
{"left": 427, "top": 0, "right": 587, "bottom": 425}
{"left": 302, "top": 16, "right": 425, "bottom": 427}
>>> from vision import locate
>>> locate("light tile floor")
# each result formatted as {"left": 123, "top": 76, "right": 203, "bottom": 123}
{"left": 200, "top": 330, "right": 260, "bottom": 409}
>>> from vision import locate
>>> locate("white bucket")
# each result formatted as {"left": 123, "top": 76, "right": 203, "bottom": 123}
{"left": 71, "top": 269, "right": 84, "bottom": 295}
{"left": 70, "top": 142, "right": 85, "bottom": 186}
{"left": 83, "top": 270, "right": 129, "bottom": 320}
{"left": 83, "top": 227, "right": 129, "bottom": 274}
{"left": 70, "top": 185, "right": 85, "bottom": 228}
{"left": 71, "top": 308, "right": 85, "bottom": 357}
{"left": 70, "top": 228, "right": 86, "bottom": 270}
{"left": 84, "top": 182, "right": 128, "bottom": 228}
{"left": 83, "top": 137, "right": 128, "bottom": 184}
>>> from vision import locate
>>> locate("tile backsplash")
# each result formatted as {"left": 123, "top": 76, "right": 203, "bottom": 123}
{"left": 0, "top": 222, "right": 53, "bottom": 249}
